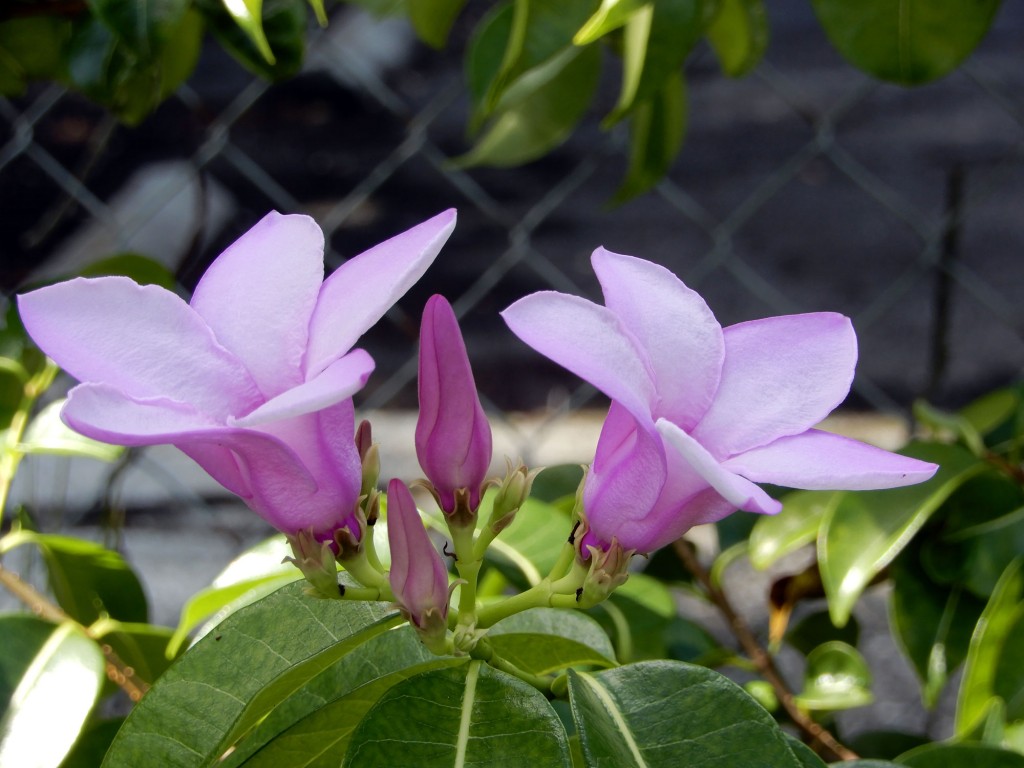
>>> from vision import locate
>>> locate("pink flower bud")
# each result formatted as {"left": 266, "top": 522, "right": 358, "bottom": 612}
{"left": 415, "top": 295, "right": 492, "bottom": 514}
{"left": 387, "top": 479, "right": 450, "bottom": 637}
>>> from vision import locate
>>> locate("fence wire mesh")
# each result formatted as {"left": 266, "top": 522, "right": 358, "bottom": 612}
{"left": 2, "top": 2, "right": 1023, "bottom": 494}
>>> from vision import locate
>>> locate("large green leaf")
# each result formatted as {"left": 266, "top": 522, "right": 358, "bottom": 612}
{"left": 750, "top": 490, "right": 836, "bottom": 570}
{"left": 898, "top": 743, "right": 1024, "bottom": 767}
{"left": 486, "top": 607, "right": 617, "bottom": 674}
{"left": 611, "top": 71, "right": 687, "bottom": 204}
{"left": 0, "top": 18, "right": 71, "bottom": 96}
{"left": 705, "top": 0, "right": 768, "bottom": 77}
{"left": 455, "top": 42, "right": 602, "bottom": 168}
{"left": 102, "top": 582, "right": 398, "bottom": 767}
{"left": 819, "top": 443, "right": 985, "bottom": 627}
{"left": 587, "top": 571, "right": 676, "bottom": 661}
{"left": 86, "top": 0, "right": 189, "bottom": 59}
{"left": 891, "top": 542, "right": 985, "bottom": 708}
{"left": 0, "top": 621, "right": 105, "bottom": 768}
{"left": 221, "top": 628, "right": 453, "bottom": 766}
{"left": 956, "top": 558, "right": 1024, "bottom": 740}
{"left": 810, "top": 0, "right": 1002, "bottom": 85}
{"left": 343, "top": 661, "right": 572, "bottom": 766}
{"left": 408, "top": 0, "right": 466, "bottom": 47}
{"left": 0, "top": 615, "right": 55, "bottom": 722}
{"left": 2, "top": 530, "right": 148, "bottom": 625}
{"left": 568, "top": 661, "right": 810, "bottom": 766}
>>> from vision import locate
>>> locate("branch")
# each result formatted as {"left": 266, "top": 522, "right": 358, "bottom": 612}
{"left": 672, "top": 539, "right": 858, "bottom": 763}
{"left": 0, "top": 562, "right": 150, "bottom": 702}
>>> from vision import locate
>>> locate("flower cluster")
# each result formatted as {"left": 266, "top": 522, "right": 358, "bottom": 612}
{"left": 18, "top": 212, "right": 938, "bottom": 653}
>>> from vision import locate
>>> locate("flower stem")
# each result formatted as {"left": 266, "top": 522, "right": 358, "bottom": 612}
{"left": 671, "top": 538, "right": 858, "bottom": 762}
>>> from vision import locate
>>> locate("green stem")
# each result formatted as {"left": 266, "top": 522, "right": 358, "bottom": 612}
{"left": 341, "top": 547, "right": 389, "bottom": 592}
{"left": 450, "top": 522, "right": 480, "bottom": 628}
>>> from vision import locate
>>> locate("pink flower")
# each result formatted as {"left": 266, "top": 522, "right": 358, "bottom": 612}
{"left": 415, "top": 295, "right": 492, "bottom": 514}
{"left": 18, "top": 210, "right": 457, "bottom": 538}
{"left": 502, "top": 248, "right": 938, "bottom": 553}
{"left": 387, "top": 478, "right": 450, "bottom": 636}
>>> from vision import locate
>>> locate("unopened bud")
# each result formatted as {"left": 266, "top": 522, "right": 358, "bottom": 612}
{"left": 361, "top": 443, "right": 381, "bottom": 499}
{"left": 577, "top": 538, "right": 634, "bottom": 607}
{"left": 487, "top": 460, "right": 538, "bottom": 534}
{"left": 355, "top": 419, "right": 373, "bottom": 462}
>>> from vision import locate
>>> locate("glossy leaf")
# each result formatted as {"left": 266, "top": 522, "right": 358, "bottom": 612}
{"left": 220, "top": 628, "right": 454, "bottom": 766}
{"left": 705, "top": 0, "right": 768, "bottom": 77}
{"left": 343, "top": 661, "right": 572, "bottom": 766}
{"left": 197, "top": 0, "right": 305, "bottom": 79}
{"left": 168, "top": 536, "right": 298, "bottom": 654}
{"left": 819, "top": 442, "right": 985, "bottom": 627}
{"left": 891, "top": 542, "right": 985, "bottom": 708}
{"left": 102, "top": 582, "right": 397, "bottom": 767}
{"left": 408, "top": 0, "right": 466, "bottom": 47}
{"left": 956, "top": 557, "right": 1024, "bottom": 739}
{"left": 0, "top": 615, "right": 55, "bottom": 722}
{"left": 86, "top": 0, "right": 189, "bottom": 59}
{"left": 20, "top": 399, "right": 123, "bottom": 462}
{"left": 794, "top": 641, "right": 873, "bottom": 711}
{"left": 569, "top": 661, "right": 810, "bottom": 766}
{"left": 606, "top": 0, "right": 701, "bottom": 123}
{"left": 751, "top": 490, "right": 834, "bottom": 569}
{"left": 2, "top": 530, "right": 147, "bottom": 625}
{"left": 486, "top": 608, "right": 617, "bottom": 674}
{"left": 898, "top": 743, "right": 1024, "bottom": 768}
{"left": 455, "top": 42, "right": 602, "bottom": 168}
{"left": 611, "top": 71, "right": 686, "bottom": 204}
{"left": 574, "top": 0, "right": 646, "bottom": 44}
{"left": 810, "top": 0, "right": 1002, "bottom": 85}
{"left": 0, "top": 622, "right": 105, "bottom": 768}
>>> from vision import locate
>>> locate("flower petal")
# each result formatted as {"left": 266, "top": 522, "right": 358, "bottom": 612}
{"left": 593, "top": 248, "right": 724, "bottom": 429}
{"left": 304, "top": 209, "right": 457, "bottom": 377}
{"left": 692, "top": 313, "right": 857, "bottom": 458}
{"left": 723, "top": 429, "right": 939, "bottom": 490}
{"left": 657, "top": 419, "right": 782, "bottom": 515}
{"left": 190, "top": 212, "right": 325, "bottom": 398}
{"left": 18, "top": 277, "right": 261, "bottom": 419}
{"left": 231, "top": 349, "right": 374, "bottom": 427}
{"left": 502, "top": 292, "right": 657, "bottom": 422}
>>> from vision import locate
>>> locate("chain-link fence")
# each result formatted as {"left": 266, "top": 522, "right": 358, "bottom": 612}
{"left": 3, "top": 2, "right": 1024, "bottom": 483}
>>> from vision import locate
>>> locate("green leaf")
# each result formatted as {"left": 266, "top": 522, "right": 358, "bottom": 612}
{"left": 574, "top": 0, "right": 647, "bottom": 44}
{"left": 2, "top": 530, "right": 148, "bottom": 624}
{"left": 0, "top": 615, "right": 56, "bottom": 722}
{"left": 568, "top": 661, "right": 810, "bottom": 766}
{"left": 956, "top": 557, "right": 1024, "bottom": 739}
{"left": 705, "top": 0, "right": 768, "bottom": 77}
{"left": 960, "top": 389, "right": 1020, "bottom": 440}
{"left": 221, "top": 628, "right": 454, "bottom": 766}
{"left": 914, "top": 399, "right": 986, "bottom": 456}
{"left": 408, "top": 0, "right": 466, "bottom": 47}
{"left": 197, "top": 0, "right": 306, "bottom": 79}
{"left": 455, "top": 41, "right": 602, "bottom": 168}
{"left": 0, "top": 622, "right": 105, "bottom": 768}
{"left": 19, "top": 399, "right": 124, "bottom": 462}
{"left": 819, "top": 442, "right": 986, "bottom": 627}
{"left": 751, "top": 491, "right": 837, "bottom": 569}
{"left": 61, "top": 718, "right": 125, "bottom": 768}
{"left": 838, "top": 762, "right": 903, "bottom": 768}
{"left": 86, "top": 0, "right": 189, "bottom": 60}
{"left": 220, "top": 0, "right": 274, "bottom": 63}
{"left": 891, "top": 542, "right": 985, "bottom": 708}
{"left": 664, "top": 615, "right": 732, "bottom": 666}
{"left": 487, "top": 608, "right": 617, "bottom": 674}
{"left": 168, "top": 535, "right": 298, "bottom": 654}
{"left": 897, "top": 743, "right": 1024, "bottom": 768}
{"left": 847, "top": 731, "right": 929, "bottom": 761}
{"left": 794, "top": 641, "right": 873, "bottom": 711}
{"left": 786, "top": 735, "right": 830, "bottom": 767}
{"left": 786, "top": 609, "right": 860, "bottom": 657}
{"left": 343, "top": 661, "right": 572, "bottom": 767}
{"left": 102, "top": 582, "right": 397, "bottom": 767}
{"left": 77, "top": 252, "right": 178, "bottom": 289}
{"left": 810, "top": 0, "right": 1001, "bottom": 86}
{"left": 588, "top": 571, "right": 675, "bottom": 661}
{"left": 605, "top": 0, "right": 701, "bottom": 123}
{"left": 96, "top": 622, "right": 181, "bottom": 690}
{"left": 611, "top": 70, "right": 686, "bottom": 204}
{"left": 0, "top": 18, "right": 72, "bottom": 96}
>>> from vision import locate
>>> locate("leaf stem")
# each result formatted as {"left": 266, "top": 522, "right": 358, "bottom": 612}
{"left": 671, "top": 538, "right": 858, "bottom": 762}
{"left": 0, "top": 561, "right": 150, "bottom": 702}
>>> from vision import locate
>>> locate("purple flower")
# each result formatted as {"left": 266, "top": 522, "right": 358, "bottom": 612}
{"left": 18, "top": 210, "right": 457, "bottom": 538}
{"left": 502, "top": 248, "right": 938, "bottom": 553}
{"left": 415, "top": 294, "right": 492, "bottom": 514}
{"left": 387, "top": 478, "right": 450, "bottom": 637}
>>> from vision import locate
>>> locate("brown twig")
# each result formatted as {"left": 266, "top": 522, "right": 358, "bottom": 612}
{"left": 0, "top": 562, "right": 150, "bottom": 702}
{"left": 672, "top": 539, "right": 858, "bottom": 762}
